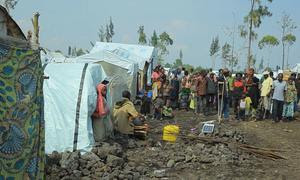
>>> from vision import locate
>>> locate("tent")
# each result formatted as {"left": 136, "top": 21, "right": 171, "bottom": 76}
{"left": 90, "top": 42, "right": 158, "bottom": 90}
{"left": 44, "top": 63, "right": 106, "bottom": 153}
{"left": 40, "top": 49, "right": 68, "bottom": 64}
{"left": 72, "top": 50, "right": 139, "bottom": 98}
{"left": 292, "top": 63, "right": 300, "bottom": 73}
{"left": 0, "top": 5, "right": 44, "bottom": 179}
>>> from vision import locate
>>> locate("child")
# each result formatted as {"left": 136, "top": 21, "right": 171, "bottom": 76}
{"left": 140, "top": 91, "right": 151, "bottom": 116}
{"left": 283, "top": 77, "right": 297, "bottom": 121}
{"left": 153, "top": 94, "right": 164, "bottom": 120}
{"left": 162, "top": 100, "right": 174, "bottom": 119}
{"left": 238, "top": 94, "right": 246, "bottom": 121}
{"left": 245, "top": 93, "right": 252, "bottom": 119}
{"left": 162, "top": 80, "right": 172, "bottom": 105}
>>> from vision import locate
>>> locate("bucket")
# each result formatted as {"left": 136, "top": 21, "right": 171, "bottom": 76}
{"left": 163, "top": 125, "right": 179, "bottom": 142}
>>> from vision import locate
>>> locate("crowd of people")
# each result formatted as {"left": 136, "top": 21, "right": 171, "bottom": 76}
{"left": 145, "top": 65, "right": 300, "bottom": 123}
{"left": 90, "top": 65, "right": 300, "bottom": 143}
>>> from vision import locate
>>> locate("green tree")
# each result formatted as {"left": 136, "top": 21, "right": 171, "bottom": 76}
{"left": 173, "top": 59, "right": 183, "bottom": 68}
{"left": 55, "top": 50, "right": 62, "bottom": 53}
{"left": 150, "top": 31, "right": 173, "bottom": 65}
{"left": 179, "top": 49, "right": 183, "bottom": 60}
{"left": 209, "top": 36, "right": 220, "bottom": 69}
{"left": 258, "top": 57, "right": 264, "bottom": 73}
{"left": 278, "top": 13, "right": 297, "bottom": 69}
{"left": 150, "top": 30, "right": 159, "bottom": 47}
{"left": 105, "top": 24, "right": 111, "bottom": 42}
{"left": 165, "top": 63, "right": 172, "bottom": 68}
{"left": 222, "top": 43, "right": 231, "bottom": 68}
{"left": 158, "top": 32, "right": 174, "bottom": 64}
{"left": 98, "top": 26, "right": 106, "bottom": 42}
{"left": 137, "top": 26, "right": 147, "bottom": 45}
{"left": 109, "top": 17, "right": 115, "bottom": 41}
{"left": 283, "top": 33, "right": 296, "bottom": 68}
{"left": 76, "top": 48, "right": 86, "bottom": 56}
{"left": 97, "top": 17, "right": 115, "bottom": 42}
{"left": 244, "top": 0, "right": 273, "bottom": 68}
{"left": 258, "top": 35, "right": 279, "bottom": 67}
{"left": 183, "top": 64, "right": 194, "bottom": 72}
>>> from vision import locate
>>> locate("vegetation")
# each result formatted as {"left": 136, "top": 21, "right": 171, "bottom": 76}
{"left": 209, "top": 36, "right": 220, "bottom": 70}
{"left": 258, "top": 35, "right": 279, "bottom": 68}
{"left": 242, "top": 0, "right": 273, "bottom": 68}
{"left": 278, "top": 13, "right": 297, "bottom": 69}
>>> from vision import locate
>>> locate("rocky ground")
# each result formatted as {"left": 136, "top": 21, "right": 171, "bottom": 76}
{"left": 46, "top": 110, "right": 300, "bottom": 180}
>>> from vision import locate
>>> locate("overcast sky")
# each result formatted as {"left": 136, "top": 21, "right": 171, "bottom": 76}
{"left": 6, "top": 0, "right": 300, "bottom": 69}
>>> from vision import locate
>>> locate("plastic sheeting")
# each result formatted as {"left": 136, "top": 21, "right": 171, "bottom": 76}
{"left": 40, "top": 49, "right": 68, "bottom": 64}
{"left": 90, "top": 42, "right": 158, "bottom": 71}
{"left": 72, "top": 50, "right": 138, "bottom": 98}
{"left": 44, "top": 63, "right": 106, "bottom": 153}
{"left": 292, "top": 64, "right": 300, "bottom": 73}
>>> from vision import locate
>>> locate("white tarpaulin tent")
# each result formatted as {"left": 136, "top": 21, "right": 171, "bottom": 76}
{"left": 90, "top": 42, "right": 158, "bottom": 89}
{"left": 71, "top": 50, "right": 138, "bottom": 98}
{"left": 90, "top": 42, "right": 158, "bottom": 70}
{"left": 40, "top": 49, "right": 68, "bottom": 64}
{"left": 44, "top": 63, "right": 106, "bottom": 153}
{"left": 292, "top": 63, "right": 300, "bottom": 73}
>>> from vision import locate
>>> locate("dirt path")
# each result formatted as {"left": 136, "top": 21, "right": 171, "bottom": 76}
{"left": 237, "top": 116, "right": 300, "bottom": 179}
{"left": 157, "top": 111, "right": 300, "bottom": 179}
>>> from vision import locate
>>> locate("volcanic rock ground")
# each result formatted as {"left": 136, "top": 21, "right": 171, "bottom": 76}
{"left": 46, "top": 110, "right": 300, "bottom": 180}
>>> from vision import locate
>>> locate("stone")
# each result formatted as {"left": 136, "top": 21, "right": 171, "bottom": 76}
{"left": 225, "top": 130, "right": 234, "bottom": 137}
{"left": 73, "top": 170, "right": 82, "bottom": 177}
{"left": 174, "top": 156, "right": 185, "bottom": 163}
{"left": 195, "top": 143, "right": 205, "bottom": 150}
{"left": 47, "top": 151, "right": 62, "bottom": 166}
{"left": 60, "top": 151, "right": 80, "bottom": 169}
{"left": 106, "top": 155, "right": 124, "bottom": 167}
{"left": 153, "top": 169, "right": 166, "bottom": 178}
{"left": 81, "top": 152, "right": 100, "bottom": 161}
{"left": 133, "top": 172, "right": 140, "bottom": 180}
{"left": 167, "top": 159, "right": 175, "bottom": 168}
{"left": 82, "top": 168, "right": 90, "bottom": 176}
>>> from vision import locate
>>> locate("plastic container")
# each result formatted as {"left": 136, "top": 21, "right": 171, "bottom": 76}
{"left": 163, "top": 125, "right": 179, "bottom": 142}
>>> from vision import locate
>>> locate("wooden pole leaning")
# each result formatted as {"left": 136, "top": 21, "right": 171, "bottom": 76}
{"left": 218, "top": 81, "right": 225, "bottom": 123}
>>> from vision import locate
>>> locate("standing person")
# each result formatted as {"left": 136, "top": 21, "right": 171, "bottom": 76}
{"left": 283, "top": 77, "right": 297, "bottom": 121}
{"left": 196, "top": 72, "right": 207, "bottom": 114}
{"left": 271, "top": 73, "right": 286, "bottom": 123}
{"left": 260, "top": 71, "right": 273, "bottom": 119}
{"left": 232, "top": 73, "right": 245, "bottom": 119}
{"left": 190, "top": 73, "right": 198, "bottom": 112}
{"left": 245, "top": 68, "right": 260, "bottom": 120}
{"left": 170, "top": 75, "right": 180, "bottom": 109}
{"left": 295, "top": 75, "right": 300, "bottom": 111}
{"left": 152, "top": 66, "right": 160, "bottom": 100}
{"left": 140, "top": 91, "right": 151, "bottom": 116}
{"left": 206, "top": 73, "right": 217, "bottom": 114}
{"left": 153, "top": 94, "right": 164, "bottom": 120}
{"left": 218, "top": 68, "right": 230, "bottom": 120}
{"left": 180, "top": 71, "right": 191, "bottom": 110}
{"left": 92, "top": 83, "right": 113, "bottom": 142}
{"left": 162, "top": 80, "right": 172, "bottom": 105}
{"left": 227, "top": 72, "right": 234, "bottom": 108}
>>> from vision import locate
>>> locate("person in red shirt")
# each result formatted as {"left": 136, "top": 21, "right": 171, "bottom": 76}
{"left": 232, "top": 73, "right": 245, "bottom": 119}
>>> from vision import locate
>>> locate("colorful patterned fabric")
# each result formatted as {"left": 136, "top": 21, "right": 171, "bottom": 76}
{"left": 0, "top": 42, "right": 45, "bottom": 179}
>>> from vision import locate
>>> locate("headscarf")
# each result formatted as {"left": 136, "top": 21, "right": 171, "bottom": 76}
{"left": 93, "top": 84, "right": 109, "bottom": 118}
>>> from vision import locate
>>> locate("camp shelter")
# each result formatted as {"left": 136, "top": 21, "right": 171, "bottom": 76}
{"left": 90, "top": 42, "right": 158, "bottom": 90}
{"left": 40, "top": 49, "right": 68, "bottom": 64}
{"left": 43, "top": 63, "right": 107, "bottom": 153}
{"left": 0, "top": 5, "right": 44, "bottom": 179}
{"left": 72, "top": 50, "right": 139, "bottom": 98}
{"left": 292, "top": 63, "right": 300, "bottom": 74}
